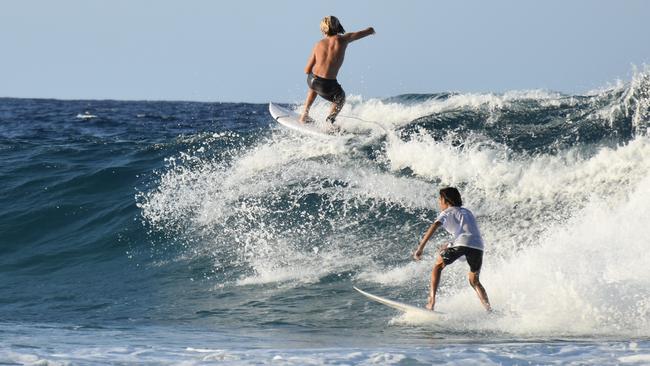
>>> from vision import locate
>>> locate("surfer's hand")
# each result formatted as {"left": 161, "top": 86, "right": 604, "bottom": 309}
{"left": 413, "top": 248, "right": 423, "bottom": 261}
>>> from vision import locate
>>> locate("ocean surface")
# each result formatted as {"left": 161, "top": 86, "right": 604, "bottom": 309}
{"left": 1, "top": 70, "right": 650, "bottom": 365}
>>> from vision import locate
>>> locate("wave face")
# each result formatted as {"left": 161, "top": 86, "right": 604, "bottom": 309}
{"left": 2, "top": 69, "right": 650, "bottom": 347}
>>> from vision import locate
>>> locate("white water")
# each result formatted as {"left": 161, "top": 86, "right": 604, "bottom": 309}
{"left": 139, "top": 82, "right": 650, "bottom": 339}
{"left": 2, "top": 322, "right": 649, "bottom": 365}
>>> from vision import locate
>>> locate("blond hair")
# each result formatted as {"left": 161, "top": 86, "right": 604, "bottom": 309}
{"left": 320, "top": 16, "right": 345, "bottom": 36}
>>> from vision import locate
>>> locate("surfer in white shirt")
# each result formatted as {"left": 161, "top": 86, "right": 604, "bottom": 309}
{"left": 413, "top": 187, "right": 492, "bottom": 312}
{"left": 300, "top": 16, "right": 375, "bottom": 125}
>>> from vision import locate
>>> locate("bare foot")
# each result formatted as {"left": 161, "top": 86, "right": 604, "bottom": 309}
{"left": 425, "top": 298, "right": 435, "bottom": 311}
{"left": 300, "top": 114, "right": 315, "bottom": 124}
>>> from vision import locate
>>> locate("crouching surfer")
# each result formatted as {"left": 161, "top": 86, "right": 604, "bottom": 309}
{"left": 300, "top": 16, "right": 375, "bottom": 127}
{"left": 412, "top": 187, "right": 492, "bottom": 312}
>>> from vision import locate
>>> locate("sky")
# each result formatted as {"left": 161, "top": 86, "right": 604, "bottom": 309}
{"left": 1, "top": 0, "right": 650, "bottom": 103}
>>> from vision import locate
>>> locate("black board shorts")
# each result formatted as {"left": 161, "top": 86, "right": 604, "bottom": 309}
{"left": 307, "top": 73, "right": 345, "bottom": 104}
{"left": 440, "top": 246, "right": 483, "bottom": 273}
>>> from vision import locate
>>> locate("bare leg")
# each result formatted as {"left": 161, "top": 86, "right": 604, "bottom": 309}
{"left": 468, "top": 271, "right": 492, "bottom": 312}
{"left": 300, "top": 89, "right": 317, "bottom": 123}
{"left": 426, "top": 256, "right": 445, "bottom": 310}
{"left": 326, "top": 94, "right": 346, "bottom": 124}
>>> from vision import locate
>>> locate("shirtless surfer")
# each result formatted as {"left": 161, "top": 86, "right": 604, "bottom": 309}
{"left": 300, "top": 16, "right": 375, "bottom": 125}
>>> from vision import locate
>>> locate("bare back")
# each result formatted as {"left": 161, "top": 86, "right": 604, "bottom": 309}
{"left": 300, "top": 26, "right": 374, "bottom": 122}
{"left": 304, "top": 28, "right": 375, "bottom": 80}
{"left": 311, "top": 36, "right": 348, "bottom": 80}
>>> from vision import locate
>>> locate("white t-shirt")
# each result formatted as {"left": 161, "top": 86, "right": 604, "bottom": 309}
{"left": 435, "top": 206, "right": 484, "bottom": 251}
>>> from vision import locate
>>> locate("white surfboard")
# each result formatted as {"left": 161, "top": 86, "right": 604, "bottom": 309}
{"left": 268, "top": 103, "right": 352, "bottom": 139}
{"left": 354, "top": 286, "right": 443, "bottom": 322}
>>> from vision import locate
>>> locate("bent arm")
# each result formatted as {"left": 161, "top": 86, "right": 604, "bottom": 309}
{"left": 413, "top": 221, "right": 441, "bottom": 260}
{"left": 342, "top": 27, "right": 375, "bottom": 43}
{"left": 304, "top": 48, "right": 316, "bottom": 74}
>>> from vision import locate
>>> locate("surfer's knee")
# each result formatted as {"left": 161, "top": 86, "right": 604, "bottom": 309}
{"left": 334, "top": 92, "right": 345, "bottom": 109}
{"left": 433, "top": 256, "right": 445, "bottom": 272}
{"left": 468, "top": 271, "right": 481, "bottom": 287}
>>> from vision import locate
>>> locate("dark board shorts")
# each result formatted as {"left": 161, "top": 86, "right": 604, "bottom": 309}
{"left": 307, "top": 73, "right": 345, "bottom": 104}
{"left": 440, "top": 246, "right": 484, "bottom": 273}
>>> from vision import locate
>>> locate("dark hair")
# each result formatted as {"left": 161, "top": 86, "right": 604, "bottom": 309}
{"left": 439, "top": 187, "right": 463, "bottom": 207}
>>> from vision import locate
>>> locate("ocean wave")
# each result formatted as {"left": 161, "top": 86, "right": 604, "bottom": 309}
{"left": 2, "top": 68, "right": 650, "bottom": 337}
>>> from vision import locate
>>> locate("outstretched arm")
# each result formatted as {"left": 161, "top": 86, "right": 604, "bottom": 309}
{"left": 342, "top": 27, "right": 375, "bottom": 43}
{"left": 413, "top": 221, "right": 441, "bottom": 260}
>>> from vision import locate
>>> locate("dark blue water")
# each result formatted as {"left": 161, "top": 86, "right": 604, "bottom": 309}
{"left": 0, "top": 100, "right": 264, "bottom": 325}
{"left": 1, "top": 70, "right": 650, "bottom": 364}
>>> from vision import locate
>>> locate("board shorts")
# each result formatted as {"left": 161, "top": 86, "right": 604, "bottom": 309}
{"left": 307, "top": 73, "right": 345, "bottom": 105}
{"left": 440, "top": 246, "right": 483, "bottom": 273}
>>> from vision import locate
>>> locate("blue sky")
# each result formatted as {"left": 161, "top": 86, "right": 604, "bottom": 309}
{"left": 1, "top": 0, "right": 649, "bottom": 103}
